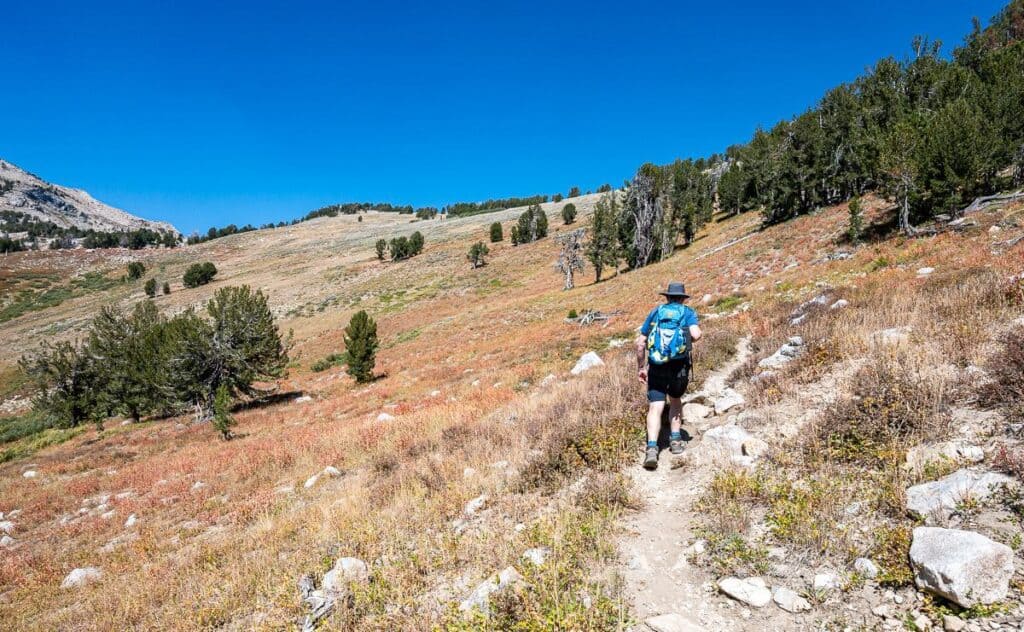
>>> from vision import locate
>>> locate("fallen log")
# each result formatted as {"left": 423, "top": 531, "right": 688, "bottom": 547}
{"left": 960, "top": 190, "right": 1024, "bottom": 215}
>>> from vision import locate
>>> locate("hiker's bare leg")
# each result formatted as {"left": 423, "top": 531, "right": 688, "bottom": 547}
{"left": 646, "top": 401, "right": 666, "bottom": 444}
{"left": 668, "top": 396, "right": 682, "bottom": 435}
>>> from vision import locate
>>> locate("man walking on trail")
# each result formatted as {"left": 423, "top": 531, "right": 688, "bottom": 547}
{"left": 636, "top": 282, "right": 702, "bottom": 470}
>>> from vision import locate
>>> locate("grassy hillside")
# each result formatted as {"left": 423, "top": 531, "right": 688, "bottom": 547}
{"left": 0, "top": 191, "right": 1023, "bottom": 630}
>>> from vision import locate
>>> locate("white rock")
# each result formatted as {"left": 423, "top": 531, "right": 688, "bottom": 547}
{"left": 491, "top": 460, "right": 510, "bottom": 470}
{"left": 917, "top": 267, "right": 935, "bottom": 276}
{"left": 714, "top": 388, "right": 745, "bottom": 415}
{"left": 773, "top": 586, "right": 812, "bottom": 613}
{"left": 191, "top": 481, "right": 206, "bottom": 491}
{"left": 607, "top": 338, "right": 628, "bottom": 349}
{"left": 303, "top": 474, "right": 320, "bottom": 489}
{"left": 570, "top": 351, "right": 605, "bottom": 376}
{"left": 459, "top": 566, "right": 524, "bottom": 614}
{"left": 471, "top": 379, "right": 481, "bottom": 387}
{"left": 429, "top": 390, "right": 442, "bottom": 397}
{"left": 758, "top": 338, "right": 804, "bottom": 369}
{"left": 294, "top": 395, "right": 312, "bottom": 403}
{"left": 100, "top": 510, "right": 116, "bottom": 520}
{"left": 943, "top": 614, "right": 966, "bottom": 631}
{"left": 124, "top": 514, "right": 138, "bottom": 528}
{"left": 701, "top": 294, "right": 713, "bottom": 305}
{"left": 813, "top": 572, "right": 841, "bottom": 592}
{"left": 790, "top": 314, "right": 808, "bottom": 326}
{"left": 645, "top": 612, "right": 704, "bottom": 632}
{"left": 914, "top": 613, "right": 932, "bottom": 630}
{"left": 322, "top": 557, "right": 369, "bottom": 593}
{"left": 322, "top": 466, "right": 342, "bottom": 478}
{"left": 61, "top": 567, "right": 102, "bottom": 588}
{"left": 22, "top": 470, "right": 37, "bottom": 478}
{"left": 522, "top": 547, "right": 551, "bottom": 566}
{"left": 874, "top": 326, "right": 912, "bottom": 346}
{"left": 906, "top": 469, "right": 1014, "bottom": 520}
{"left": 462, "top": 467, "right": 476, "bottom": 479}
{"left": 539, "top": 374, "right": 557, "bottom": 387}
{"left": 718, "top": 577, "right": 772, "bottom": 608}
{"left": 0, "top": 521, "right": 13, "bottom": 535}
{"left": 682, "top": 403, "right": 712, "bottom": 426}
{"left": 830, "top": 299, "right": 849, "bottom": 310}
{"left": 906, "top": 442, "right": 985, "bottom": 471}
{"left": 910, "top": 527, "right": 1013, "bottom": 607}
{"left": 854, "top": 558, "right": 880, "bottom": 579}
{"left": 701, "top": 424, "right": 763, "bottom": 460}
{"left": 464, "top": 494, "right": 488, "bottom": 516}
{"left": 0, "top": 535, "right": 15, "bottom": 548}
{"left": 376, "top": 412, "right": 396, "bottom": 422}
{"left": 989, "top": 225, "right": 1002, "bottom": 234}
{"left": 871, "top": 604, "right": 891, "bottom": 617}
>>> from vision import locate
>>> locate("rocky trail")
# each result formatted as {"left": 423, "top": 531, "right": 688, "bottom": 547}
{"left": 618, "top": 337, "right": 858, "bottom": 631}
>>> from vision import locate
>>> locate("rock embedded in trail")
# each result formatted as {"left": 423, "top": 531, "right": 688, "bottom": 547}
{"left": 905, "top": 469, "right": 1014, "bottom": 520}
{"left": 61, "top": 567, "right": 102, "bottom": 588}
{"left": 812, "top": 572, "right": 841, "bottom": 592}
{"left": 772, "top": 586, "right": 811, "bottom": 613}
{"left": 718, "top": 576, "right": 772, "bottom": 608}
{"left": 713, "top": 388, "right": 745, "bottom": 415}
{"left": 701, "top": 424, "right": 766, "bottom": 463}
{"left": 645, "top": 612, "right": 705, "bottom": 632}
{"left": 909, "top": 527, "right": 1013, "bottom": 608}
{"left": 570, "top": 351, "right": 604, "bottom": 376}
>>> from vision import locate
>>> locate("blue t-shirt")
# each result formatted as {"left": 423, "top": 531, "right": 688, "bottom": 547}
{"left": 639, "top": 303, "right": 698, "bottom": 336}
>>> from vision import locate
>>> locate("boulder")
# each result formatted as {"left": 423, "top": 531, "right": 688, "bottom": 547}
{"left": 772, "top": 586, "right": 811, "bottom": 613}
{"left": 0, "top": 535, "right": 14, "bottom": 548}
{"left": 570, "top": 352, "right": 604, "bottom": 376}
{"left": 718, "top": 577, "right": 771, "bottom": 608}
{"left": 909, "top": 527, "right": 1013, "bottom": 607}
{"left": 459, "top": 566, "right": 524, "bottom": 614}
{"left": 713, "top": 388, "right": 745, "bottom": 415}
{"left": 812, "top": 572, "right": 840, "bottom": 592}
{"left": 645, "top": 612, "right": 705, "bottom": 632}
{"left": 376, "top": 412, "right": 396, "bottom": 422}
{"left": 323, "top": 557, "right": 369, "bottom": 592}
{"left": 905, "top": 469, "right": 1014, "bottom": 520}
{"left": 0, "top": 521, "right": 13, "bottom": 535}
{"left": 61, "top": 567, "right": 102, "bottom": 588}
{"left": 830, "top": 299, "right": 849, "bottom": 310}
{"left": 701, "top": 424, "right": 764, "bottom": 460}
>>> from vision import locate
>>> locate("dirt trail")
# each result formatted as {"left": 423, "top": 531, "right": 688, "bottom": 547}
{"left": 617, "top": 337, "right": 852, "bottom": 631}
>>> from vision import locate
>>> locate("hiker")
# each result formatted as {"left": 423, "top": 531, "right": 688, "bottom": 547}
{"left": 636, "top": 282, "right": 702, "bottom": 469}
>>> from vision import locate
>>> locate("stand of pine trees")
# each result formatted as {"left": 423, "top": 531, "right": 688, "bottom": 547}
{"left": 20, "top": 286, "right": 290, "bottom": 436}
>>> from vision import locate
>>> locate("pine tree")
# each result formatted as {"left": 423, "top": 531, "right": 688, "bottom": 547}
{"left": 467, "top": 241, "right": 490, "bottom": 268}
{"left": 19, "top": 341, "right": 103, "bottom": 429}
{"left": 344, "top": 310, "right": 378, "bottom": 384}
{"left": 144, "top": 278, "right": 157, "bottom": 297}
{"left": 212, "top": 383, "right": 236, "bottom": 440}
{"left": 510, "top": 226, "right": 520, "bottom": 246}
{"left": 127, "top": 262, "right": 145, "bottom": 280}
{"left": 561, "top": 203, "right": 577, "bottom": 225}
{"left": 375, "top": 239, "right": 387, "bottom": 260}
{"left": 489, "top": 222, "right": 503, "bottom": 242}
{"left": 162, "top": 281, "right": 171, "bottom": 295}
{"left": 847, "top": 196, "right": 864, "bottom": 244}
{"left": 409, "top": 231, "right": 424, "bottom": 255}
{"left": 586, "top": 193, "right": 621, "bottom": 283}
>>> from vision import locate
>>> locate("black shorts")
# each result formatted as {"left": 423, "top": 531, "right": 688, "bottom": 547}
{"left": 647, "top": 359, "right": 690, "bottom": 402}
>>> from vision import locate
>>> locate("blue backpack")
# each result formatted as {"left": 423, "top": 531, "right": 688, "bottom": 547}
{"left": 646, "top": 303, "right": 692, "bottom": 365}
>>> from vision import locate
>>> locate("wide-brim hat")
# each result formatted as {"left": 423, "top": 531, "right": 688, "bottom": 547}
{"left": 659, "top": 281, "right": 690, "bottom": 299}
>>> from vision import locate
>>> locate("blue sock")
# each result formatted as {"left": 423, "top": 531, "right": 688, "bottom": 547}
{"left": 670, "top": 431, "right": 682, "bottom": 441}
{"left": 646, "top": 440, "right": 657, "bottom": 448}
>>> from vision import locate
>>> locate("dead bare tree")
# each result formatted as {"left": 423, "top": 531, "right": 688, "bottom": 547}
{"left": 627, "top": 168, "right": 663, "bottom": 267}
{"left": 554, "top": 228, "right": 586, "bottom": 290}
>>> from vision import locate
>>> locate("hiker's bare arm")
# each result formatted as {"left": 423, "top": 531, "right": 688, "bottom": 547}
{"left": 689, "top": 324, "right": 702, "bottom": 341}
{"left": 635, "top": 334, "right": 648, "bottom": 382}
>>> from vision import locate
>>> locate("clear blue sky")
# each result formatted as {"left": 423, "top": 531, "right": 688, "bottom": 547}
{"left": 0, "top": 0, "right": 1006, "bottom": 234}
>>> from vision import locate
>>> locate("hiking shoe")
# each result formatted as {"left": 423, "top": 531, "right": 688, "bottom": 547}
{"left": 642, "top": 446, "right": 659, "bottom": 470}
{"left": 670, "top": 438, "right": 686, "bottom": 455}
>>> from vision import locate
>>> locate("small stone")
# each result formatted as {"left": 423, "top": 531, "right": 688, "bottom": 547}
{"left": 429, "top": 390, "right": 442, "bottom": 397}
{"left": 830, "top": 299, "right": 849, "bottom": 310}
{"left": 813, "top": 572, "right": 841, "bottom": 592}
{"left": 303, "top": 474, "right": 320, "bottom": 489}
{"left": 322, "top": 466, "right": 342, "bottom": 477}
{"left": 459, "top": 566, "right": 524, "bottom": 614}
{"left": 917, "top": 267, "right": 935, "bottom": 276}
{"left": 462, "top": 467, "right": 476, "bottom": 479}
{"left": 464, "top": 494, "right": 488, "bottom": 516}
{"left": 0, "top": 521, "right": 13, "bottom": 535}
{"left": 22, "top": 470, "right": 37, "bottom": 478}
{"left": 682, "top": 403, "right": 712, "bottom": 426}
{"left": 322, "top": 557, "right": 369, "bottom": 593}
{"left": 872, "top": 604, "right": 891, "bottom": 618}
{"left": 914, "top": 613, "right": 932, "bottom": 630}
{"left": 0, "top": 535, "right": 15, "bottom": 548}
{"left": 61, "top": 567, "right": 102, "bottom": 588}
{"left": 854, "top": 558, "right": 879, "bottom": 579}
{"left": 943, "top": 614, "right": 966, "bottom": 632}
{"left": 490, "top": 460, "right": 509, "bottom": 469}
{"left": 714, "top": 388, "right": 745, "bottom": 415}
{"left": 124, "top": 514, "right": 138, "bottom": 528}
{"left": 100, "top": 510, "right": 116, "bottom": 520}
{"left": 539, "top": 374, "right": 557, "bottom": 387}
{"left": 522, "top": 547, "right": 551, "bottom": 566}
{"left": 718, "top": 576, "right": 772, "bottom": 608}
{"left": 773, "top": 586, "right": 812, "bottom": 613}
{"left": 646, "top": 612, "right": 704, "bottom": 632}
{"left": 685, "top": 539, "right": 706, "bottom": 556}
{"left": 376, "top": 412, "right": 396, "bottom": 422}
{"left": 191, "top": 481, "right": 206, "bottom": 491}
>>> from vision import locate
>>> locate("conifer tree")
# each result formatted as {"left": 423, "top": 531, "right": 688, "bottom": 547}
{"left": 467, "top": 241, "right": 489, "bottom": 268}
{"left": 344, "top": 310, "right": 378, "bottom": 384}
{"left": 847, "top": 196, "right": 864, "bottom": 244}
{"left": 561, "top": 203, "right": 577, "bottom": 225}
{"left": 586, "top": 193, "right": 622, "bottom": 283}
{"left": 144, "top": 278, "right": 157, "bottom": 297}
{"left": 489, "top": 222, "right": 503, "bottom": 242}
{"left": 409, "top": 231, "right": 425, "bottom": 255}
{"left": 375, "top": 238, "right": 387, "bottom": 260}
{"left": 127, "top": 262, "right": 145, "bottom": 280}
{"left": 212, "top": 383, "right": 236, "bottom": 440}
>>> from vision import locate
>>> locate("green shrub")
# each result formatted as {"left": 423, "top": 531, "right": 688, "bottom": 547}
{"left": 183, "top": 261, "right": 217, "bottom": 288}
{"left": 144, "top": 278, "right": 157, "bottom": 297}
{"left": 127, "top": 262, "right": 145, "bottom": 280}
{"left": 344, "top": 310, "right": 378, "bottom": 383}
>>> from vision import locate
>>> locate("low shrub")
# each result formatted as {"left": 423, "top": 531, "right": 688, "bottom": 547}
{"left": 980, "top": 326, "right": 1024, "bottom": 425}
